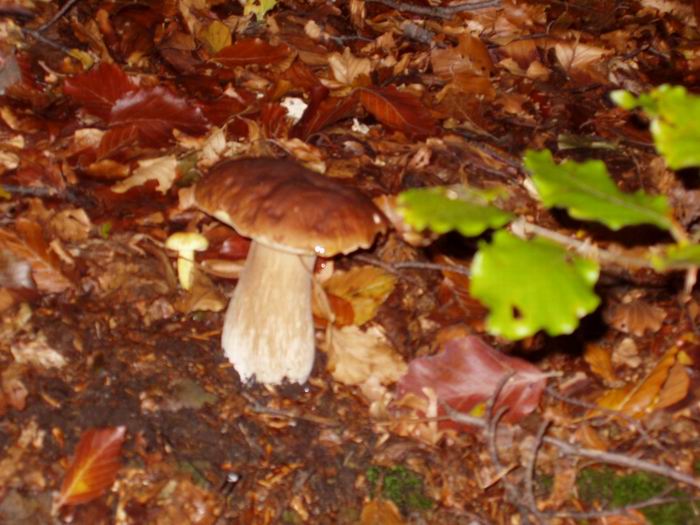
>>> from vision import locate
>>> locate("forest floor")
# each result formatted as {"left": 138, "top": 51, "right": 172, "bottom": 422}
{"left": 1, "top": 0, "right": 700, "bottom": 523}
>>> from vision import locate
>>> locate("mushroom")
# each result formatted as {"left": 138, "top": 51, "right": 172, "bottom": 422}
{"left": 165, "top": 232, "right": 209, "bottom": 290}
{"left": 193, "top": 158, "right": 387, "bottom": 384}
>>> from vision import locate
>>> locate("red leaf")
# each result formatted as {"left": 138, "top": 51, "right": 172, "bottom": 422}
{"left": 359, "top": 86, "right": 437, "bottom": 138}
{"left": 214, "top": 38, "right": 290, "bottom": 66}
{"left": 97, "top": 125, "right": 140, "bottom": 160}
{"left": 397, "top": 335, "right": 546, "bottom": 429}
{"left": 292, "top": 89, "right": 358, "bottom": 139}
{"left": 109, "top": 86, "right": 209, "bottom": 147}
{"left": 64, "top": 63, "right": 137, "bottom": 121}
{"left": 58, "top": 426, "right": 126, "bottom": 507}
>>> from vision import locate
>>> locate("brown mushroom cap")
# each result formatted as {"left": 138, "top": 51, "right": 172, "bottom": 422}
{"left": 194, "top": 158, "right": 387, "bottom": 256}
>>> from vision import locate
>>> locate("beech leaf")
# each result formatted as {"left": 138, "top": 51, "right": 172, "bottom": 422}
{"left": 470, "top": 231, "right": 600, "bottom": 339}
{"left": 214, "top": 38, "right": 290, "bottom": 66}
{"left": 64, "top": 63, "right": 137, "bottom": 121}
{"left": 397, "top": 335, "right": 547, "bottom": 427}
{"left": 111, "top": 155, "right": 178, "bottom": 194}
{"left": 57, "top": 426, "right": 126, "bottom": 507}
{"left": 323, "top": 265, "right": 397, "bottom": 325}
{"left": 109, "top": 87, "right": 209, "bottom": 148}
{"left": 612, "top": 85, "right": 700, "bottom": 170}
{"left": 359, "top": 86, "right": 437, "bottom": 138}
{"left": 398, "top": 187, "right": 513, "bottom": 237}
{"left": 0, "top": 219, "right": 72, "bottom": 293}
{"left": 524, "top": 149, "right": 672, "bottom": 232}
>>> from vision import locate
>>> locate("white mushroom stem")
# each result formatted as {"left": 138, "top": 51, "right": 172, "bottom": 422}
{"left": 222, "top": 241, "right": 316, "bottom": 384}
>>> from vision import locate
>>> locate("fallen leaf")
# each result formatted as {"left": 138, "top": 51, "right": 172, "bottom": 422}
{"left": 397, "top": 333, "right": 547, "bottom": 428}
{"left": 359, "top": 86, "right": 437, "bottom": 138}
{"left": 583, "top": 343, "right": 617, "bottom": 383}
{"left": 214, "top": 38, "right": 290, "bottom": 66}
{"left": 322, "top": 266, "right": 396, "bottom": 325}
{"left": 323, "top": 325, "right": 407, "bottom": 386}
{"left": 63, "top": 63, "right": 137, "bottom": 121}
{"left": 111, "top": 155, "right": 178, "bottom": 194}
{"left": 57, "top": 426, "right": 127, "bottom": 507}
{"left": 327, "top": 48, "right": 371, "bottom": 87}
{"left": 593, "top": 345, "right": 690, "bottom": 417}
{"left": 0, "top": 219, "right": 72, "bottom": 293}
{"left": 11, "top": 332, "right": 67, "bottom": 369}
{"left": 360, "top": 498, "right": 405, "bottom": 525}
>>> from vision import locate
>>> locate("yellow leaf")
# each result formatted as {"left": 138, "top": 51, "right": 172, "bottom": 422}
{"left": 654, "top": 362, "right": 690, "bottom": 410}
{"left": 243, "top": 0, "right": 278, "bottom": 20}
{"left": 68, "top": 49, "right": 95, "bottom": 69}
{"left": 323, "top": 265, "right": 397, "bottom": 325}
{"left": 198, "top": 20, "right": 231, "bottom": 54}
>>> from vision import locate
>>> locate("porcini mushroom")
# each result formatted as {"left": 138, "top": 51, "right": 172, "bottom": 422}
{"left": 193, "top": 158, "right": 387, "bottom": 384}
{"left": 165, "top": 232, "right": 209, "bottom": 290}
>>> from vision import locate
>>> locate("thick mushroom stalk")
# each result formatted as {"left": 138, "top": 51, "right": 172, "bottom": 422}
{"left": 222, "top": 241, "right": 316, "bottom": 384}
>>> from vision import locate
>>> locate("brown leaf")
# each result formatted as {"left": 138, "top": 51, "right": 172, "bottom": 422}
{"left": 583, "top": 343, "right": 617, "bottom": 383}
{"left": 63, "top": 63, "right": 137, "bottom": 121}
{"left": 397, "top": 333, "right": 547, "bottom": 428}
{"left": 214, "top": 38, "right": 290, "bottom": 66}
{"left": 605, "top": 300, "right": 666, "bottom": 337}
{"left": 292, "top": 90, "right": 357, "bottom": 139}
{"left": 323, "top": 265, "right": 397, "bottom": 325}
{"left": 0, "top": 219, "right": 72, "bottom": 293}
{"left": 360, "top": 498, "right": 405, "bottom": 525}
{"left": 58, "top": 426, "right": 127, "bottom": 507}
{"left": 359, "top": 86, "right": 437, "bottom": 138}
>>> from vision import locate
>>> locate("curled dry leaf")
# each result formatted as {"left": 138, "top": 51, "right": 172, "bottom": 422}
{"left": 57, "top": 426, "right": 127, "bottom": 508}
{"left": 397, "top": 333, "right": 547, "bottom": 429}
{"left": 111, "top": 155, "right": 178, "bottom": 195}
{"left": 604, "top": 299, "right": 666, "bottom": 337}
{"left": 583, "top": 343, "right": 617, "bottom": 383}
{"left": 322, "top": 265, "right": 397, "bottom": 326}
{"left": 0, "top": 219, "right": 71, "bottom": 293}
{"left": 592, "top": 345, "right": 692, "bottom": 418}
{"left": 323, "top": 325, "right": 407, "bottom": 386}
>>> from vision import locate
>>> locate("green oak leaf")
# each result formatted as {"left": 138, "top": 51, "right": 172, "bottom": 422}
{"left": 612, "top": 85, "right": 700, "bottom": 170}
{"left": 470, "top": 231, "right": 600, "bottom": 340}
{"left": 397, "top": 187, "right": 513, "bottom": 237}
{"left": 524, "top": 149, "right": 672, "bottom": 232}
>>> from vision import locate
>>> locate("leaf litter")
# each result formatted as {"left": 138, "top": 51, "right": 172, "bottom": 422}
{"left": 0, "top": 0, "right": 699, "bottom": 523}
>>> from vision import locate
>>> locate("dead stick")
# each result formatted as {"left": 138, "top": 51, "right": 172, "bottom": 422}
{"left": 38, "top": 0, "right": 81, "bottom": 32}
{"left": 366, "top": 0, "right": 501, "bottom": 19}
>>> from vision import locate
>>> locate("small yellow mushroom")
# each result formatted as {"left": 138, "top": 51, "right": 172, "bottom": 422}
{"left": 165, "top": 232, "right": 209, "bottom": 291}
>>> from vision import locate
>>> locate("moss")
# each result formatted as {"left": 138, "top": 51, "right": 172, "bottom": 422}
{"left": 576, "top": 467, "right": 699, "bottom": 525}
{"left": 366, "top": 465, "right": 433, "bottom": 514}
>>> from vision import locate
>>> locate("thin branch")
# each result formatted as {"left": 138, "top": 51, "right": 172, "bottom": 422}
{"left": 510, "top": 218, "right": 655, "bottom": 270}
{"left": 366, "top": 0, "right": 502, "bottom": 19}
{"left": 21, "top": 28, "right": 73, "bottom": 54}
{"left": 541, "top": 495, "right": 700, "bottom": 519}
{"left": 38, "top": 0, "right": 81, "bottom": 32}
{"left": 525, "top": 421, "right": 550, "bottom": 522}
{"left": 355, "top": 254, "right": 471, "bottom": 278}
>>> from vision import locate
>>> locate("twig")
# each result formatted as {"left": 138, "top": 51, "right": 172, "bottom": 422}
{"left": 366, "top": 0, "right": 502, "bottom": 19}
{"left": 541, "top": 495, "right": 700, "bottom": 519}
{"left": 510, "top": 218, "right": 655, "bottom": 270}
{"left": 544, "top": 386, "right": 666, "bottom": 452}
{"left": 525, "top": 421, "right": 550, "bottom": 523}
{"left": 543, "top": 436, "right": 700, "bottom": 490}
{"left": 355, "top": 254, "right": 471, "bottom": 278}
{"left": 21, "top": 28, "right": 73, "bottom": 54}
{"left": 38, "top": 0, "right": 81, "bottom": 32}
{"left": 247, "top": 401, "right": 340, "bottom": 427}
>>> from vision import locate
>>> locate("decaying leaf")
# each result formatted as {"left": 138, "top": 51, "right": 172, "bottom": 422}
{"left": 0, "top": 219, "right": 72, "bottom": 293}
{"left": 111, "top": 155, "right": 178, "bottom": 194}
{"left": 360, "top": 498, "right": 405, "bottom": 525}
{"left": 323, "top": 325, "right": 407, "bottom": 386}
{"left": 322, "top": 265, "right": 397, "bottom": 326}
{"left": 583, "top": 343, "right": 617, "bottom": 383}
{"left": 604, "top": 298, "right": 666, "bottom": 337}
{"left": 57, "top": 426, "right": 127, "bottom": 507}
{"left": 397, "top": 333, "right": 548, "bottom": 428}
{"left": 359, "top": 86, "right": 437, "bottom": 138}
{"left": 592, "top": 345, "right": 692, "bottom": 417}
{"left": 214, "top": 38, "right": 290, "bottom": 66}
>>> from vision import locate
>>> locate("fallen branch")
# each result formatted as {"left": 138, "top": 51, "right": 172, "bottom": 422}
{"left": 366, "top": 0, "right": 501, "bottom": 19}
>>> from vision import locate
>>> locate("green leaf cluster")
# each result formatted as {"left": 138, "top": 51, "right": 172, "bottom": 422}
{"left": 612, "top": 85, "right": 700, "bottom": 170}
{"left": 366, "top": 465, "right": 433, "bottom": 514}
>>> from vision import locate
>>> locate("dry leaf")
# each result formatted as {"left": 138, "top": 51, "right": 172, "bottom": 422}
{"left": 323, "top": 325, "right": 407, "bottom": 386}
{"left": 111, "top": 155, "right": 178, "bottom": 194}
{"left": 57, "top": 426, "right": 126, "bottom": 507}
{"left": 327, "top": 47, "right": 371, "bottom": 87}
{"left": 323, "top": 265, "right": 397, "bottom": 325}
{"left": 605, "top": 300, "right": 666, "bottom": 337}
{"left": 360, "top": 498, "right": 405, "bottom": 525}
{"left": 583, "top": 343, "right": 616, "bottom": 383}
